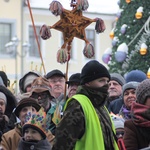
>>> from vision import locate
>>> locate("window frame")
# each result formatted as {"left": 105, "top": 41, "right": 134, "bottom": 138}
{"left": 0, "top": 19, "right": 16, "bottom": 58}
{"left": 28, "top": 25, "right": 41, "bottom": 58}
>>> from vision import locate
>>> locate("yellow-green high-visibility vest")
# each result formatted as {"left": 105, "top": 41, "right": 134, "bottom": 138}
{"left": 64, "top": 94, "right": 119, "bottom": 150}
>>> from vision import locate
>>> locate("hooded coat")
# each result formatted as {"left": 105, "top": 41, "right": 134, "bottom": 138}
{"left": 0, "top": 85, "right": 17, "bottom": 118}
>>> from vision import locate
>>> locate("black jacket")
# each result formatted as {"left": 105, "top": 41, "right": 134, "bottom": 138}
{"left": 108, "top": 96, "right": 124, "bottom": 114}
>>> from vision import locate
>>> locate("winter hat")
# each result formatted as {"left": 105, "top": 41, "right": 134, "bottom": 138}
{"left": 30, "top": 77, "right": 51, "bottom": 96}
{"left": 66, "top": 73, "right": 81, "bottom": 85}
{"left": 23, "top": 75, "right": 39, "bottom": 91}
{"left": 45, "top": 69, "right": 65, "bottom": 79}
{"left": 122, "top": 81, "right": 139, "bottom": 96}
{"left": 0, "top": 71, "right": 9, "bottom": 87}
{"left": 80, "top": 60, "right": 110, "bottom": 85}
{"left": 125, "top": 70, "right": 147, "bottom": 83}
{"left": 110, "top": 73, "right": 125, "bottom": 86}
{"left": 111, "top": 114, "right": 125, "bottom": 129}
{"left": 23, "top": 108, "right": 47, "bottom": 139}
{"left": 14, "top": 97, "right": 41, "bottom": 118}
{"left": 136, "top": 79, "right": 150, "bottom": 104}
{"left": 19, "top": 71, "right": 40, "bottom": 94}
{"left": 0, "top": 92, "right": 7, "bottom": 105}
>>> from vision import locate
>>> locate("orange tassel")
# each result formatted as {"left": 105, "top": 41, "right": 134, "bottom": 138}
{"left": 83, "top": 43, "right": 94, "bottom": 58}
{"left": 49, "top": 1, "right": 63, "bottom": 16}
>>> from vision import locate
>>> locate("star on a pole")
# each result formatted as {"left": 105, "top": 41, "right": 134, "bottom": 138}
{"left": 50, "top": 6, "right": 95, "bottom": 48}
{"left": 40, "top": 0, "right": 105, "bottom": 62}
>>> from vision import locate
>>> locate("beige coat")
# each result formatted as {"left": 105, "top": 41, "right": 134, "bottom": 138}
{"left": 0, "top": 124, "right": 22, "bottom": 150}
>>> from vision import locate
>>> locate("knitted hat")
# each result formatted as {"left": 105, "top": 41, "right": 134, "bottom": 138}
{"left": 136, "top": 79, "right": 150, "bottom": 104}
{"left": 0, "top": 92, "right": 7, "bottom": 105}
{"left": 122, "top": 81, "right": 139, "bottom": 96}
{"left": 23, "top": 108, "right": 47, "bottom": 139}
{"left": 30, "top": 77, "right": 51, "bottom": 96}
{"left": 111, "top": 114, "right": 125, "bottom": 129}
{"left": 19, "top": 71, "right": 40, "bottom": 94}
{"left": 23, "top": 75, "right": 39, "bottom": 91}
{"left": 110, "top": 73, "right": 125, "bottom": 86}
{"left": 45, "top": 69, "right": 65, "bottom": 79}
{"left": 80, "top": 60, "right": 110, "bottom": 85}
{"left": 14, "top": 97, "right": 41, "bottom": 118}
{"left": 0, "top": 71, "right": 9, "bottom": 87}
{"left": 125, "top": 70, "right": 147, "bottom": 83}
{"left": 66, "top": 73, "right": 80, "bottom": 85}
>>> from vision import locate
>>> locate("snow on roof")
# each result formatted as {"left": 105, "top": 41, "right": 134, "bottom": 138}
{"left": 29, "top": 0, "right": 119, "bottom": 14}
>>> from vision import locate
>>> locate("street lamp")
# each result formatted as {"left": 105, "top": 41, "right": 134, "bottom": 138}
{"left": 5, "top": 36, "right": 30, "bottom": 94}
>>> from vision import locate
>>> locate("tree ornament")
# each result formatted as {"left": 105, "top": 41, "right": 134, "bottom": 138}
{"left": 49, "top": 0, "right": 63, "bottom": 16}
{"left": 102, "top": 48, "right": 112, "bottom": 64}
{"left": 109, "top": 28, "right": 115, "bottom": 39}
{"left": 116, "top": 9, "right": 122, "bottom": 18}
{"left": 135, "top": 7, "right": 143, "bottom": 19}
{"left": 117, "top": 0, "right": 120, "bottom": 6}
{"left": 83, "top": 43, "right": 94, "bottom": 58}
{"left": 115, "top": 43, "right": 128, "bottom": 62}
{"left": 126, "top": 0, "right": 131, "bottom": 4}
{"left": 121, "top": 24, "right": 127, "bottom": 34}
{"left": 140, "top": 43, "right": 147, "bottom": 55}
{"left": 112, "top": 36, "right": 119, "bottom": 46}
{"left": 147, "top": 68, "right": 150, "bottom": 79}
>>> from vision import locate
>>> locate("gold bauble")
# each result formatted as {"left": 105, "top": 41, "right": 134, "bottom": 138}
{"left": 147, "top": 72, "right": 150, "bottom": 79}
{"left": 135, "top": 12, "right": 142, "bottom": 19}
{"left": 109, "top": 32, "right": 114, "bottom": 39}
{"left": 140, "top": 48, "right": 147, "bottom": 55}
{"left": 126, "top": 0, "right": 131, "bottom": 3}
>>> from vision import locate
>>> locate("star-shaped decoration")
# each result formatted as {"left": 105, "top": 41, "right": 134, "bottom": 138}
{"left": 50, "top": 6, "right": 95, "bottom": 48}
{"left": 40, "top": 0, "right": 105, "bottom": 62}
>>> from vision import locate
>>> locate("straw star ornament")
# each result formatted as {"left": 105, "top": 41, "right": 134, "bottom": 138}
{"left": 40, "top": 0, "right": 106, "bottom": 63}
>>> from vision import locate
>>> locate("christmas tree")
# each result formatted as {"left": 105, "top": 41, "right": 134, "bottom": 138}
{"left": 102, "top": 0, "right": 150, "bottom": 75}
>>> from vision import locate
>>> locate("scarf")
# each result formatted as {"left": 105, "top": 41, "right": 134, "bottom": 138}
{"left": 76, "top": 85, "right": 115, "bottom": 150}
{"left": 131, "top": 102, "right": 150, "bottom": 127}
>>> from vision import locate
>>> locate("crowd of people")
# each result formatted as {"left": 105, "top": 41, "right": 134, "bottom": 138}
{"left": 0, "top": 60, "right": 149, "bottom": 150}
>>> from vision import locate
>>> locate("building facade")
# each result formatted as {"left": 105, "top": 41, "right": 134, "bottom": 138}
{"left": 0, "top": 0, "right": 116, "bottom": 92}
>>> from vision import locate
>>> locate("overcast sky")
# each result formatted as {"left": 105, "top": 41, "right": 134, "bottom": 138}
{"left": 30, "top": 0, "right": 119, "bottom": 14}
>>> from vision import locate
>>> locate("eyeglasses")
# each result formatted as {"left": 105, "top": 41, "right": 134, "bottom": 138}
{"left": 31, "top": 92, "right": 50, "bottom": 99}
{"left": 49, "top": 79, "right": 65, "bottom": 84}
{"left": 116, "top": 131, "right": 124, "bottom": 137}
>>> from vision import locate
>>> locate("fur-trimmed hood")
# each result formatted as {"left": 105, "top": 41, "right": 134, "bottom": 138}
{"left": 0, "top": 85, "right": 17, "bottom": 118}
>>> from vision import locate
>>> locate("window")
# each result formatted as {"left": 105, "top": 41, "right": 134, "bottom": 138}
{"left": 0, "top": 23, "right": 12, "bottom": 54}
{"left": 29, "top": 25, "right": 41, "bottom": 58}
{"left": 85, "top": 29, "right": 95, "bottom": 58}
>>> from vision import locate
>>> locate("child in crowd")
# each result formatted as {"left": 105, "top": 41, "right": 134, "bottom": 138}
{"left": 18, "top": 108, "right": 51, "bottom": 150}
{"left": 111, "top": 114, "right": 126, "bottom": 150}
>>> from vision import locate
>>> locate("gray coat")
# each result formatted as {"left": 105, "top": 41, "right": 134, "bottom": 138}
{"left": 18, "top": 138, "right": 51, "bottom": 150}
